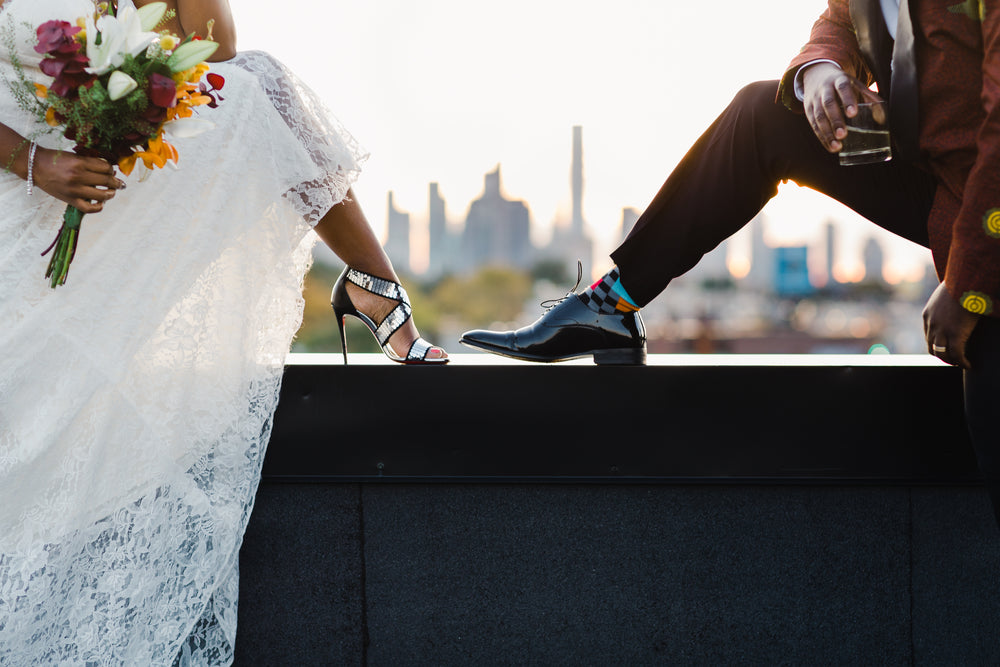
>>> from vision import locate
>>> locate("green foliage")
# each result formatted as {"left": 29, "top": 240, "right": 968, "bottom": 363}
{"left": 294, "top": 263, "right": 534, "bottom": 352}
{"left": 297, "top": 262, "right": 352, "bottom": 353}
{"left": 431, "top": 266, "right": 532, "bottom": 327}
{"left": 1, "top": 21, "right": 48, "bottom": 125}
{"left": 699, "top": 276, "right": 735, "bottom": 291}
{"left": 530, "top": 259, "right": 571, "bottom": 285}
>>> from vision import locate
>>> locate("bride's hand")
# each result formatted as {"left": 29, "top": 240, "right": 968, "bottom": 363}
{"left": 32, "top": 148, "right": 125, "bottom": 213}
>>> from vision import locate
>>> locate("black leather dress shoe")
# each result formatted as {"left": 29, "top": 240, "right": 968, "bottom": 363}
{"left": 460, "top": 293, "right": 646, "bottom": 365}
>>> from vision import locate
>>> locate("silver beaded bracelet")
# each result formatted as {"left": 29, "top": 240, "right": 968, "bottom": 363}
{"left": 25, "top": 140, "right": 37, "bottom": 196}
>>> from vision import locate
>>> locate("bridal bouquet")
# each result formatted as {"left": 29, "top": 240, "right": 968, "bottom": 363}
{"left": 10, "top": 1, "right": 225, "bottom": 287}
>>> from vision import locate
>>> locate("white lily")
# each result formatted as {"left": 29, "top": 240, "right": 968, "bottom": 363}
{"left": 162, "top": 117, "right": 215, "bottom": 139}
{"left": 85, "top": 5, "right": 161, "bottom": 75}
{"left": 166, "top": 39, "right": 220, "bottom": 73}
{"left": 107, "top": 70, "right": 137, "bottom": 101}
{"left": 136, "top": 2, "right": 168, "bottom": 32}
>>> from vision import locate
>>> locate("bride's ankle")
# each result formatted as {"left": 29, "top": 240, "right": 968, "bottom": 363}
{"left": 344, "top": 282, "right": 395, "bottom": 323}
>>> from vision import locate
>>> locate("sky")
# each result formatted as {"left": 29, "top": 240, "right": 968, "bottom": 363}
{"left": 231, "top": 0, "right": 934, "bottom": 283}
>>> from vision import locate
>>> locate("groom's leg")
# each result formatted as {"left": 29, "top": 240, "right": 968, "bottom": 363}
{"left": 610, "top": 80, "right": 937, "bottom": 306}
{"left": 964, "top": 318, "right": 1000, "bottom": 530}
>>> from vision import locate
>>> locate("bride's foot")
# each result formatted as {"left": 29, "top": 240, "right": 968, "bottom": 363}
{"left": 345, "top": 282, "right": 448, "bottom": 360}
{"left": 332, "top": 267, "right": 448, "bottom": 364}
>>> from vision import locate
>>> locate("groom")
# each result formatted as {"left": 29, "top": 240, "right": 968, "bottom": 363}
{"left": 461, "top": 0, "right": 1000, "bottom": 526}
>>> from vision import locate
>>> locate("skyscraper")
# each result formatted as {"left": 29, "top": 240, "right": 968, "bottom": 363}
{"left": 427, "top": 182, "right": 452, "bottom": 277}
{"left": 384, "top": 191, "right": 411, "bottom": 274}
{"left": 862, "top": 236, "right": 885, "bottom": 284}
{"left": 825, "top": 221, "right": 837, "bottom": 287}
{"left": 619, "top": 207, "right": 640, "bottom": 245}
{"left": 546, "top": 126, "right": 594, "bottom": 274}
{"left": 743, "top": 213, "right": 774, "bottom": 291}
{"left": 461, "top": 165, "right": 533, "bottom": 271}
{"left": 571, "top": 125, "right": 585, "bottom": 237}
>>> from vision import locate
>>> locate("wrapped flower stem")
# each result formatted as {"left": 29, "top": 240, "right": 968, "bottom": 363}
{"left": 42, "top": 204, "right": 84, "bottom": 287}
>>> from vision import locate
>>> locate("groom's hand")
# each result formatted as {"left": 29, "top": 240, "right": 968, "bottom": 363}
{"left": 801, "top": 63, "right": 884, "bottom": 153}
{"left": 923, "top": 282, "right": 980, "bottom": 370}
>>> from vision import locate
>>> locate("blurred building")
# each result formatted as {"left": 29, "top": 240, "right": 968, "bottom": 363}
{"left": 743, "top": 213, "right": 775, "bottom": 292}
{"left": 460, "top": 165, "right": 533, "bottom": 271}
{"left": 426, "top": 182, "right": 458, "bottom": 278}
{"left": 545, "top": 126, "right": 594, "bottom": 275}
{"left": 619, "top": 207, "right": 640, "bottom": 245}
{"left": 384, "top": 191, "right": 411, "bottom": 273}
{"left": 825, "top": 221, "right": 837, "bottom": 287}
{"left": 774, "top": 246, "right": 813, "bottom": 297}
{"left": 863, "top": 236, "right": 886, "bottom": 284}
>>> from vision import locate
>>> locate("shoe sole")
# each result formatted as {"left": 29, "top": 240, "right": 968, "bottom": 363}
{"left": 459, "top": 338, "right": 646, "bottom": 366}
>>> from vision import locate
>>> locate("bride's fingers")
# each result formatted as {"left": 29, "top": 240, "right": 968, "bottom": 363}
{"left": 71, "top": 196, "right": 106, "bottom": 214}
{"left": 63, "top": 186, "right": 116, "bottom": 214}
{"left": 81, "top": 161, "right": 124, "bottom": 190}
{"left": 71, "top": 182, "right": 116, "bottom": 199}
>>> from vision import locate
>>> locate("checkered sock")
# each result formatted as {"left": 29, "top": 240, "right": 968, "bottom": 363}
{"left": 578, "top": 267, "right": 640, "bottom": 314}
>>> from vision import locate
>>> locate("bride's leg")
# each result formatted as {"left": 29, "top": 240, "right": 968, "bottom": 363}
{"left": 313, "top": 190, "right": 447, "bottom": 360}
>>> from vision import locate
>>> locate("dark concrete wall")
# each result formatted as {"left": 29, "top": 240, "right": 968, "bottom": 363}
{"left": 236, "top": 482, "right": 1000, "bottom": 665}
{"left": 236, "top": 359, "right": 1000, "bottom": 664}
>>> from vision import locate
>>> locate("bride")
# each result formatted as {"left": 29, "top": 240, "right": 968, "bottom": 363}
{"left": 0, "top": 0, "right": 446, "bottom": 663}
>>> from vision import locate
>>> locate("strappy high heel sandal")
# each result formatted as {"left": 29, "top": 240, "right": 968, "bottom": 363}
{"left": 331, "top": 267, "right": 449, "bottom": 365}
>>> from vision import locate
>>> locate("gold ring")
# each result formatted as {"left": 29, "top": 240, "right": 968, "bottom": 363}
{"left": 932, "top": 344, "right": 948, "bottom": 354}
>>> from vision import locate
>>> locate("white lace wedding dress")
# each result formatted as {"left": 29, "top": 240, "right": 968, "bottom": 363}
{"left": 0, "top": 0, "right": 366, "bottom": 663}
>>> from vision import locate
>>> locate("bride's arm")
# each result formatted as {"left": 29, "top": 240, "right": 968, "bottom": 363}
{"left": 0, "top": 123, "right": 124, "bottom": 213}
{"left": 134, "top": 0, "right": 237, "bottom": 61}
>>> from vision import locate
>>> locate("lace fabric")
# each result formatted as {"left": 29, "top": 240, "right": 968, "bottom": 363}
{"left": 0, "top": 0, "right": 366, "bottom": 663}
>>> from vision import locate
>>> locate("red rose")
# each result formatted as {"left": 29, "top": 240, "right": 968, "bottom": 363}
{"left": 40, "top": 53, "right": 95, "bottom": 98}
{"left": 142, "top": 105, "right": 168, "bottom": 124}
{"left": 35, "top": 20, "right": 82, "bottom": 56}
{"left": 148, "top": 72, "right": 177, "bottom": 109}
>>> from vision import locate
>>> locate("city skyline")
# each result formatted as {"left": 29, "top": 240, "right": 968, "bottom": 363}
{"left": 364, "top": 125, "right": 931, "bottom": 289}
{"left": 232, "top": 0, "right": 935, "bottom": 283}
{"left": 374, "top": 143, "right": 927, "bottom": 295}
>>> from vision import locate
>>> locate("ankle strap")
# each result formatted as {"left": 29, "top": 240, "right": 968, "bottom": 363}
{"left": 375, "top": 301, "right": 412, "bottom": 347}
{"left": 345, "top": 268, "right": 408, "bottom": 304}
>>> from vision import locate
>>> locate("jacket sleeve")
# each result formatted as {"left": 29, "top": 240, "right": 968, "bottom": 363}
{"left": 777, "top": 0, "right": 872, "bottom": 111}
{"left": 941, "top": 0, "right": 1000, "bottom": 317}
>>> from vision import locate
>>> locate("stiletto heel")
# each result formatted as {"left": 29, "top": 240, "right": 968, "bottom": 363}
{"left": 330, "top": 267, "right": 448, "bottom": 365}
{"left": 333, "top": 306, "right": 349, "bottom": 365}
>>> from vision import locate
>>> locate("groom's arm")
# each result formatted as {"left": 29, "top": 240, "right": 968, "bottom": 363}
{"left": 940, "top": 0, "right": 1000, "bottom": 321}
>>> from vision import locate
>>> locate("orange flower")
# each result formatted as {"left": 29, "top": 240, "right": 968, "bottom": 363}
{"left": 45, "top": 107, "right": 59, "bottom": 127}
{"left": 118, "top": 132, "right": 178, "bottom": 175}
{"left": 172, "top": 62, "right": 210, "bottom": 86}
{"left": 167, "top": 82, "right": 213, "bottom": 121}
{"left": 34, "top": 83, "right": 48, "bottom": 99}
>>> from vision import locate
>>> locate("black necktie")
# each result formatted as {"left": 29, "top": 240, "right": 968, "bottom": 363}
{"left": 890, "top": 0, "right": 920, "bottom": 161}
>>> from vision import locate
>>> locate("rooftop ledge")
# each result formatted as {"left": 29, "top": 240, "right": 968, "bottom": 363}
{"left": 287, "top": 352, "right": 948, "bottom": 366}
{"left": 243, "top": 354, "right": 998, "bottom": 666}
{"left": 268, "top": 352, "right": 976, "bottom": 485}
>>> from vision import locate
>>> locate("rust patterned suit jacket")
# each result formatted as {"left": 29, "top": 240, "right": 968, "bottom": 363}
{"left": 778, "top": 0, "right": 1000, "bottom": 317}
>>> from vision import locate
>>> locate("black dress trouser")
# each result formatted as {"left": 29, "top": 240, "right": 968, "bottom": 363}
{"left": 611, "top": 79, "right": 1000, "bottom": 529}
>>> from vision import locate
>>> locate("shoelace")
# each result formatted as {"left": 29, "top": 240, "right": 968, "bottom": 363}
{"left": 540, "top": 260, "right": 583, "bottom": 311}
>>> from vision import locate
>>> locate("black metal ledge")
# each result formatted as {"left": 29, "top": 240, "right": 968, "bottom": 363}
{"left": 266, "top": 353, "right": 978, "bottom": 484}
